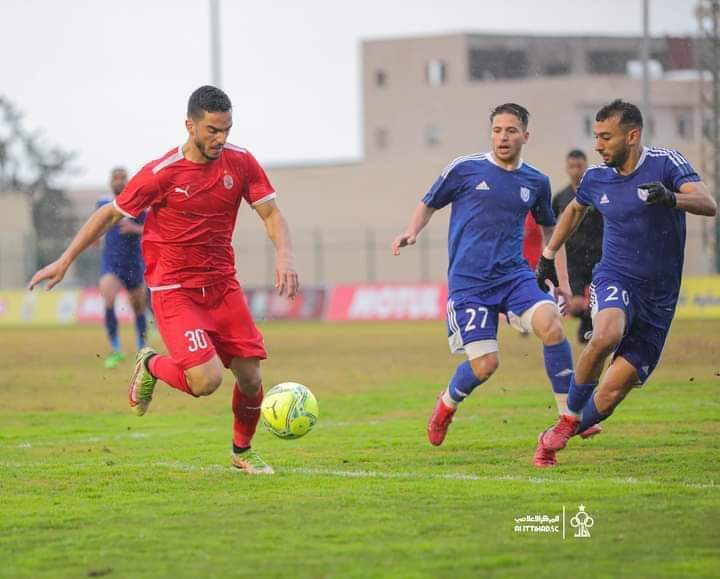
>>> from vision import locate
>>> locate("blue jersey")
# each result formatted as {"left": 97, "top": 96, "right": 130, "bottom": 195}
{"left": 576, "top": 147, "right": 700, "bottom": 308}
{"left": 97, "top": 197, "right": 145, "bottom": 268}
{"left": 422, "top": 153, "right": 555, "bottom": 296}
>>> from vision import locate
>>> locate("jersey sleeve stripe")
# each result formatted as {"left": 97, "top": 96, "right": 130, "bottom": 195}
{"left": 112, "top": 198, "right": 136, "bottom": 219}
{"left": 440, "top": 153, "right": 487, "bottom": 178}
{"left": 223, "top": 143, "right": 249, "bottom": 153}
{"left": 151, "top": 146, "right": 184, "bottom": 175}
{"left": 251, "top": 192, "right": 277, "bottom": 208}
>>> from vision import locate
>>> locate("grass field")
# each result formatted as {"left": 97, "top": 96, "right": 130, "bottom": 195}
{"left": 1, "top": 319, "right": 719, "bottom": 578}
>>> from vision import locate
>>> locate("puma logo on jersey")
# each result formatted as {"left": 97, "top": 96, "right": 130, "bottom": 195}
{"left": 600, "top": 193, "right": 610, "bottom": 204}
{"left": 475, "top": 181, "right": 490, "bottom": 190}
{"left": 175, "top": 187, "right": 190, "bottom": 198}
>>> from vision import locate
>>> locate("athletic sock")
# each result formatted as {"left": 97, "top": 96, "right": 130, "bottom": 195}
{"left": 446, "top": 361, "right": 486, "bottom": 405}
{"left": 147, "top": 354, "right": 194, "bottom": 395}
{"left": 578, "top": 393, "right": 608, "bottom": 432}
{"left": 543, "top": 340, "right": 574, "bottom": 395}
{"left": 567, "top": 377, "right": 599, "bottom": 415}
{"left": 135, "top": 313, "right": 147, "bottom": 350}
{"left": 105, "top": 307, "right": 120, "bottom": 352}
{"left": 232, "top": 385, "right": 263, "bottom": 448}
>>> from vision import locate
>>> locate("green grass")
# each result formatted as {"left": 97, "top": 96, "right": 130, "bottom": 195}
{"left": 1, "top": 320, "right": 719, "bottom": 578}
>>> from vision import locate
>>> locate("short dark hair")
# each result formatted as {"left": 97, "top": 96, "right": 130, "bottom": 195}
{"left": 187, "top": 85, "right": 232, "bottom": 119}
{"left": 566, "top": 149, "right": 587, "bottom": 161}
{"left": 490, "top": 103, "right": 530, "bottom": 129}
{"left": 595, "top": 99, "right": 643, "bottom": 130}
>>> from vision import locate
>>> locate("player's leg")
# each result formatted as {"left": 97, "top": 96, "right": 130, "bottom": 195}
{"left": 128, "top": 288, "right": 223, "bottom": 415}
{"left": 227, "top": 357, "right": 273, "bottom": 474}
{"left": 126, "top": 280, "right": 148, "bottom": 351}
{"left": 203, "top": 280, "right": 272, "bottom": 473}
{"left": 99, "top": 272, "right": 125, "bottom": 368}
{"left": 428, "top": 297, "right": 500, "bottom": 446}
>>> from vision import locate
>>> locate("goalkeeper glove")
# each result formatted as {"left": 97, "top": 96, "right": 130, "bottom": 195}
{"left": 639, "top": 181, "right": 677, "bottom": 208}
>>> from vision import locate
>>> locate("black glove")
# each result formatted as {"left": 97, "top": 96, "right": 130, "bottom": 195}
{"left": 536, "top": 255, "right": 559, "bottom": 291}
{"left": 639, "top": 181, "right": 677, "bottom": 208}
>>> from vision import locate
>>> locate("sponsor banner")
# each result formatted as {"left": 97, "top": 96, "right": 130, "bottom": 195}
{"left": 0, "top": 290, "right": 78, "bottom": 325}
{"left": 676, "top": 276, "right": 720, "bottom": 319}
{"left": 76, "top": 288, "right": 134, "bottom": 324}
{"left": 245, "top": 287, "right": 327, "bottom": 320}
{"left": 326, "top": 283, "right": 448, "bottom": 321}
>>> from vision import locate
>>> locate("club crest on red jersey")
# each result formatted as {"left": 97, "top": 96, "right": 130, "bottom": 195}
{"left": 223, "top": 174, "right": 234, "bottom": 189}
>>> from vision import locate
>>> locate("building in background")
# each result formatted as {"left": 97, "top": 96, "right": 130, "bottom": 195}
{"left": 34, "top": 32, "right": 718, "bottom": 288}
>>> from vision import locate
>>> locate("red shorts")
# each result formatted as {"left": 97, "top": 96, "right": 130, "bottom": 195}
{"left": 151, "top": 278, "right": 267, "bottom": 370}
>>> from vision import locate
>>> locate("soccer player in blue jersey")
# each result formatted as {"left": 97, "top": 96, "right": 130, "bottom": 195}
{"left": 392, "top": 103, "right": 600, "bottom": 464}
{"left": 97, "top": 167, "right": 149, "bottom": 369}
{"left": 535, "top": 99, "right": 717, "bottom": 466}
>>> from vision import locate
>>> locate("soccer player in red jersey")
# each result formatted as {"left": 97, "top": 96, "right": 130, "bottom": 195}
{"left": 28, "top": 86, "right": 298, "bottom": 475}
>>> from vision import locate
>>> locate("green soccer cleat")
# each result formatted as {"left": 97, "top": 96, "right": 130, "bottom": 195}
{"left": 128, "top": 347, "right": 157, "bottom": 417}
{"left": 231, "top": 448, "right": 275, "bottom": 475}
{"left": 104, "top": 351, "right": 126, "bottom": 369}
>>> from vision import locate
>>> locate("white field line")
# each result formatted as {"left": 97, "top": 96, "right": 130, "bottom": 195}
{"left": 0, "top": 460, "right": 715, "bottom": 489}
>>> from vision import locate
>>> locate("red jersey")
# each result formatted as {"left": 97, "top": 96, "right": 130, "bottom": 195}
{"left": 114, "top": 144, "right": 275, "bottom": 289}
{"left": 522, "top": 212, "right": 543, "bottom": 270}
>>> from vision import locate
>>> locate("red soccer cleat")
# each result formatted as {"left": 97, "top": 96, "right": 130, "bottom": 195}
{"left": 578, "top": 423, "right": 603, "bottom": 439}
{"left": 427, "top": 391, "right": 457, "bottom": 446}
{"left": 533, "top": 430, "right": 557, "bottom": 468}
{"left": 541, "top": 414, "right": 581, "bottom": 451}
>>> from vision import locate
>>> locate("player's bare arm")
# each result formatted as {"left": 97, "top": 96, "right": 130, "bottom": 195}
{"left": 392, "top": 202, "right": 436, "bottom": 255}
{"left": 118, "top": 219, "right": 144, "bottom": 235}
{"left": 255, "top": 199, "right": 299, "bottom": 298}
{"left": 673, "top": 181, "right": 716, "bottom": 216}
{"left": 28, "top": 203, "right": 125, "bottom": 291}
{"left": 540, "top": 225, "right": 570, "bottom": 296}
{"left": 543, "top": 199, "right": 589, "bottom": 256}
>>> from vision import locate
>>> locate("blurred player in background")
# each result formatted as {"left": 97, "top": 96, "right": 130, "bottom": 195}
{"left": 393, "top": 103, "right": 600, "bottom": 465}
{"left": 552, "top": 149, "right": 602, "bottom": 344}
{"left": 96, "top": 166, "right": 148, "bottom": 369}
{"left": 535, "top": 99, "right": 717, "bottom": 466}
{"left": 29, "top": 86, "right": 298, "bottom": 475}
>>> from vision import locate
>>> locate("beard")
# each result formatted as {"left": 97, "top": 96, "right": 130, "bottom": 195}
{"left": 195, "top": 137, "right": 221, "bottom": 161}
{"left": 604, "top": 145, "right": 629, "bottom": 168}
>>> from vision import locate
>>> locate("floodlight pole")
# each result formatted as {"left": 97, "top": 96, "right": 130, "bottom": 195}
{"left": 210, "top": 0, "right": 222, "bottom": 88}
{"left": 641, "top": 0, "right": 651, "bottom": 118}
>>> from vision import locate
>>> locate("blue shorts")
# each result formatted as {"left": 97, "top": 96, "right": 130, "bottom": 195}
{"left": 590, "top": 277, "right": 675, "bottom": 384}
{"left": 447, "top": 272, "right": 555, "bottom": 357}
{"left": 100, "top": 260, "right": 145, "bottom": 291}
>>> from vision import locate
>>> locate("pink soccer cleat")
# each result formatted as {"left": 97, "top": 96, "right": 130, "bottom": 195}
{"left": 541, "top": 414, "right": 581, "bottom": 451}
{"left": 427, "top": 391, "right": 457, "bottom": 446}
{"left": 533, "top": 430, "right": 557, "bottom": 468}
{"left": 578, "top": 423, "right": 603, "bottom": 439}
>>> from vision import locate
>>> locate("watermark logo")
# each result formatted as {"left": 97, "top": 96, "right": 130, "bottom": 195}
{"left": 570, "top": 504, "right": 594, "bottom": 538}
{"left": 513, "top": 505, "right": 594, "bottom": 539}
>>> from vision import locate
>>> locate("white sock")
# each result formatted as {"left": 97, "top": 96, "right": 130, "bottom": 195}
{"left": 442, "top": 389, "right": 460, "bottom": 408}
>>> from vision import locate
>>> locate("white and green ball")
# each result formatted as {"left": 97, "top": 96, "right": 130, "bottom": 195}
{"left": 261, "top": 383, "right": 319, "bottom": 439}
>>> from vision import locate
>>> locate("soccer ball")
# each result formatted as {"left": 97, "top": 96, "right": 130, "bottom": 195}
{"left": 261, "top": 382, "right": 319, "bottom": 439}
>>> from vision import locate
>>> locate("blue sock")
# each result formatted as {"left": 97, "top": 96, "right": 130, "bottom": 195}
{"left": 135, "top": 313, "right": 147, "bottom": 350}
{"left": 447, "top": 361, "right": 486, "bottom": 403}
{"left": 567, "top": 376, "right": 599, "bottom": 414}
{"left": 105, "top": 308, "right": 120, "bottom": 352}
{"left": 543, "top": 340, "right": 574, "bottom": 394}
{"left": 578, "top": 393, "right": 608, "bottom": 432}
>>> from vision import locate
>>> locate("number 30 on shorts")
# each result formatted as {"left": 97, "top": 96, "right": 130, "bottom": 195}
{"left": 185, "top": 329, "right": 209, "bottom": 352}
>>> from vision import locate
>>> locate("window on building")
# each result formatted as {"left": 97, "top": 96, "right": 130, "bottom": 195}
{"left": 469, "top": 49, "right": 528, "bottom": 80}
{"left": 544, "top": 61, "right": 570, "bottom": 76}
{"left": 584, "top": 115, "right": 593, "bottom": 137}
{"left": 646, "top": 116, "right": 655, "bottom": 138}
{"left": 374, "top": 128, "right": 388, "bottom": 150}
{"left": 375, "top": 69, "right": 387, "bottom": 87}
{"left": 676, "top": 115, "right": 693, "bottom": 139}
{"left": 426, "top": 59, "right": 447, "bottom": 86}
{"left": 587, "top": 51, "right": 635, "bottom": 74}
{"left": 425, "top": 124, "right": 440, "bottom": 147}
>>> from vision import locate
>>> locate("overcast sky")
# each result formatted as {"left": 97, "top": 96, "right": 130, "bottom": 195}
{"left": 1, "top": 0, "right": 701, "bottom": 188}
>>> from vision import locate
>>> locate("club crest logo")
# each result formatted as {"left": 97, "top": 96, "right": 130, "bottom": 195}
{"left": 637, "top": 187, "right": 649, "bottom": 202}
{"left": 520, "top": 187, "right": 531, "bottom": 203}
{"left": 223, "top": 174, "right": 234, "bottom": 189}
